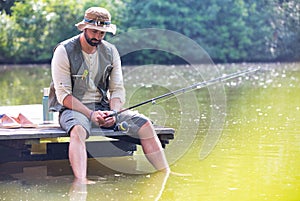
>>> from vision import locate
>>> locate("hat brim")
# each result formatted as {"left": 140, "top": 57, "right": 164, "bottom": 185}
{"left": 75, "top": 22, "right": 117, "bottom": 35}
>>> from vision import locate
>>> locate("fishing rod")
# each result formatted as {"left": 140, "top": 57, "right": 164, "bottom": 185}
{"left": 106, "top": 67, "right": 260, "bottom": 118}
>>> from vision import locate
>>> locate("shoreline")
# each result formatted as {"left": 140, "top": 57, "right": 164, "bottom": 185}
{"left": 0, "top": 64, "right": 51, "bottom": 72}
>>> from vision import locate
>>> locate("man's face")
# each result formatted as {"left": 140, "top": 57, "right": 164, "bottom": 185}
{"left": 84, "top": 29, "right": 106, "bottom": 47}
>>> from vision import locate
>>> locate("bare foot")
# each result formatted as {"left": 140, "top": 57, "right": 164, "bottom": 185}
{"left": 159, "top": 168, "right": 192, "bottom": 177}
{"left": 74, "top": 178, "right": 96, "bottom": 185}
{"left": 170, "top": 171, "right": 192, "bottom": 177}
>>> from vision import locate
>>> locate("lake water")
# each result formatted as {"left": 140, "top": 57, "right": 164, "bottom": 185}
{"left": 0, "top": 63, "right": 299, "bottom": 201}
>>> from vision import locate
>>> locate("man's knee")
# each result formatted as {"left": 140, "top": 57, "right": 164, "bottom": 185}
{"left": 70, "top": 125, "right": 88, "bottom": 141}
{"left": 138, "top": 120, "right": 156, "bottom": 139}
{"left": 140, "top": 120, "right": 154, "bottom": 130}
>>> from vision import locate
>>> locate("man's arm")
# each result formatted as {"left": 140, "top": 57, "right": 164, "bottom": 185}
{"left": 109, "top": 45, "right": 126, "bottom": 104}
{"left": 98, "top": 44, "right": 125, "bottom": 127}
{"left": 51, "top": 45, "right": 105, "bottom": 125}
{"left": 109, "top": 97, "right": 123, "bottom": 112}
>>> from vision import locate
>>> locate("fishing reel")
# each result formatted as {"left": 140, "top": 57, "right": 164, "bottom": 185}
{"left": 114, "top": 121, "right": 129, "bottom": 132}
{"left": 109, "top": 110, "right": 129, "bottom": 132}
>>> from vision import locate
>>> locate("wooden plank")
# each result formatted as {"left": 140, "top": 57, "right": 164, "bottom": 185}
{"left": 0, "top": 141, "right": 137, "bottom": 163}
{"left": 0, "top": 104, "right": 175, "bottom": 145}
{"left": 0, "top": 126, "right": 174, "bottom": 141}
{"left": 0, "top": 125, "right": 175, "bottom": 151}
{"left": 0, "top": 126, "right": 174, "bottom": 162}
{"left": 0, "top": 126, "right": 124, "bottom": 140}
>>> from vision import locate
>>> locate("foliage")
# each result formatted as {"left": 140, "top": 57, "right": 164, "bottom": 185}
{"left": 0, "top": 10, "right": 15, "bottom": 61}
{"left": 271, "top": 0, "right": 300, "bottom": 61}
{"left": 0, "top": 0, "right": 82, "bottom": 63}
{"left": 0, "top": 0, "right": 23, "bottom": 14}
{"left": 121, "top": 0, "right": 297, "bottom": 63}
{"left": 0, "top": 0, "right": 124, "bottom": 63}
{"left": 0, "top": 0, "right": 299, "bottom": 64}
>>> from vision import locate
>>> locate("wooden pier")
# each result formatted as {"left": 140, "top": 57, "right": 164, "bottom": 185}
{"left": 0, "top": 105, "right": 174, "bottom": 163}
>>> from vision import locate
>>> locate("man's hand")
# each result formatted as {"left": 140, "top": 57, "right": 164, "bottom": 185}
{"left": 100, "top": 111, "right": 116, "bottom": 128}
{"left": 90, "top": 110, "right": 116, "bottom": 128}
{"left": 90, "top": 110, "right": 106, "bottom": 126}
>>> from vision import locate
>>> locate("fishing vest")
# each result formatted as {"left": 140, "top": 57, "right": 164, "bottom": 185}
{"left": 49, "top": 35, "right": 114, "bottom": 112}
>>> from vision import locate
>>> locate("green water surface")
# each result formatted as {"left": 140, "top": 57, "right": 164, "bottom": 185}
{"left": 0, "top": 63, "right": 299, "bottom": 201}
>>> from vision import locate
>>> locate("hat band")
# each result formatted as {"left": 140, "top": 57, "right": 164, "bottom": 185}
{"left": 84, "top": 18, "right": 111, "bottom": 27}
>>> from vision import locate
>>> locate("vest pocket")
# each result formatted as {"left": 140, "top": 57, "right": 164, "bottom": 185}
{"left": 72, "top": 75, "right": 88, "bottom": 100}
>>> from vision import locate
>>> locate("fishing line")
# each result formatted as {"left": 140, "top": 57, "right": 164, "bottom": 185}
{"left": 106, "top": 67, "right": 260, "bottom": 118}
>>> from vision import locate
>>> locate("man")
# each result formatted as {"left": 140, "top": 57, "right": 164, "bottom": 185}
{"left": 51, "top": 7, "right": 169, "bottom": 183}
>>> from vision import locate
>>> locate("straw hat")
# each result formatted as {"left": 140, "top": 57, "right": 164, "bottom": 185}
{"left": 75, "top": 7, "right": 117, "bottom": 35}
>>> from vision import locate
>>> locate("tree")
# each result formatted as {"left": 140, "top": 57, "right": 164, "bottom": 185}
{"left": 0, "top": 0, "right": 22, "bottom": 15}
{"left": 0, "top": 0, "right": 298, "bottom": 63}
{"left": 120, "top": 0, "right": 276, "bottom": 63}
{"left": 0, "top": 0, "right": 124, "bottom": 63}
{"left": 271, "top": 0, "right": 300, "bottom": 61}
{"left": 0, "top": 10, "right": 15, "bottom": 62}
{"left": 120, "top": 0, "right": 300, "bottom": 63}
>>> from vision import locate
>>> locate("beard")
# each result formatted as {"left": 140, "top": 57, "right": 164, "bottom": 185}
{"left": 84, "top": 31, "right": 101, "bottom": 47}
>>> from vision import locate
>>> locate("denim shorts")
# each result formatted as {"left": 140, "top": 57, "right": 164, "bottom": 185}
{"left": 59, "top": 103, "right": 148, "bottom": 138}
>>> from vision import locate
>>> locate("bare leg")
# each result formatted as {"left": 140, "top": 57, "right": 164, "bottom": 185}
{"left": 138, "top": 121, "right": 170, "bottom": 173}
{"left": 69, "top": 125, "right": 94, "bottom": 184}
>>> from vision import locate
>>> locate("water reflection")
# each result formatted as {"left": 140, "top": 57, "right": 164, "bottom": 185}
{"left": 68, "top": 171, "right": 170, "bottom": 201}
{"left": 69, "top": 179, "right": 87, "bottom": 201}
{"left": 0, "top": 159, "right": 170, "bottom": 201}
